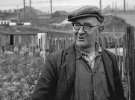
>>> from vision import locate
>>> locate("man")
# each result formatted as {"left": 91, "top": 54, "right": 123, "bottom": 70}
{"left": 31, "top": 6, "right": 126, "bottom": 100}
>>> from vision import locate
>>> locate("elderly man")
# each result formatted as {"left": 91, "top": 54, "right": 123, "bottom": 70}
{"left": 31, "top": 6, "right": 126, "bottom": 100}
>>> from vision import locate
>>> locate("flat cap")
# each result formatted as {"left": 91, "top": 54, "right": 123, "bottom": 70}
{"left": 68, "top": 6, "right": 104, "bottom": 23}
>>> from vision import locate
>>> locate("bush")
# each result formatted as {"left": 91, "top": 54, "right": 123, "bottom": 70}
{"left": 0, "top": 54, "right": 44, "bottom": 100}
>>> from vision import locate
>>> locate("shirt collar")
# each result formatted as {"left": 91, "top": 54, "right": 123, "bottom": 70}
{"left": 75, "top": 44, "right": 102, "bottom": 59}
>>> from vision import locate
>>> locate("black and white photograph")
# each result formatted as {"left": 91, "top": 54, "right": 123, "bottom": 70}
{"left": 0, "top": 0, "right": 135, "bottom": 100}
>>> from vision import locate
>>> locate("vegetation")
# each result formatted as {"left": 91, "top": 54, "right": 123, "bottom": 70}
{"left": 0, "top": 54, "right": 44, "bottom": 100}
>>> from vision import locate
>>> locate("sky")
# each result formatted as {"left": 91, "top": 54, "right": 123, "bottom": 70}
{"left": 0, "top": 0, "right": 135, "bottom": 12}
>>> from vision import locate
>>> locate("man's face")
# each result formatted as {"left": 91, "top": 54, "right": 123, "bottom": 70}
{"left": 72, "top": 17, "right": 101, "bottom": 49}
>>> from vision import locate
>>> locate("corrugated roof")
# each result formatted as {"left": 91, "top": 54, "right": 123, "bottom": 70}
{"left": 0, "top": 26, "right": 42, "bottom": 35}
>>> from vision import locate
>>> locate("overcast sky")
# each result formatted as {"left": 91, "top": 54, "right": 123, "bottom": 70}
{"left": 0, "top": 0, "right": 134, "bottom": 12}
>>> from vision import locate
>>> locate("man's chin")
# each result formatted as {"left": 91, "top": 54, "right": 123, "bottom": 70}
{"left": 76, "top": 42, "right": 91, "bottom": 49}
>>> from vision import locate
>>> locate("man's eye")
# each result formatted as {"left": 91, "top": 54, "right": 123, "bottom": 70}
{"left": 84, "top": 25, "right": 93, "bottom": 29}
{"left": 88, "top": 26, "right": 94, "bottom": 28}
{"left": 74, "top": 24, "right": 80, "bottom": 27}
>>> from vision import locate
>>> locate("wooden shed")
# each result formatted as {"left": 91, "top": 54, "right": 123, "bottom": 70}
{"left": 0, "top": 26, "right": 42, "bottom": 53}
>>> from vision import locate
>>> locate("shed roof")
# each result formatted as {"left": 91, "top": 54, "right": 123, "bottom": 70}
{"left": 0, "top": 26, "right": 42, "bottom": 35}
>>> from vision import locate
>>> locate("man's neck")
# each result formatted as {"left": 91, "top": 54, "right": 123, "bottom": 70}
{"left": 81, "top": 47, "right": 95, "bottom": 54}
{"left": 77, "top": 45, "right": 96, "bottom": 55}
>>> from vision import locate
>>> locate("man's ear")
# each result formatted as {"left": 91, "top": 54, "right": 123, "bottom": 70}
{"left": 98, "top": 26, "right": 104, "bottom": 32}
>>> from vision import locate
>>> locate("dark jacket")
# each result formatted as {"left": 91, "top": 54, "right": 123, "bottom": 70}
{"left": 31, "top": 44, "right": 125, "bottom": 100}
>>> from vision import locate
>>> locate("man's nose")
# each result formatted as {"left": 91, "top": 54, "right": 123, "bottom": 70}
{"left": 78, "top": 26, "right": 85, "bottom": 34}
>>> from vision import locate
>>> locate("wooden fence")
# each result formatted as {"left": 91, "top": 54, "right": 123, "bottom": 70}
{"left": 101, "top": 26, "right": 135, "bottom": 100}
{"left": 38, "top": 32, "right": 73, "bottom": 60}
{"left": 45, "top": 36, "right": 74, "bottom": 53}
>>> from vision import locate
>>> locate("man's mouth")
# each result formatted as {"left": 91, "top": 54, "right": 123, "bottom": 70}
{"left": 77, "top": 33, "right": 87, "bottom": 41}
{"left": 78, "top": 37, "right": 85, "bottom": 41}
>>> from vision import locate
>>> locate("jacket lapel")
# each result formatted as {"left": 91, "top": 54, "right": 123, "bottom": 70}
{"left": 101, "top": 50, "right": 115, "bottom": 92}
{"left": 56, "top": 44, "right": 76, "bottom": 100}
{"left": 65, "top": 44, "right": 76, "bottom": 86}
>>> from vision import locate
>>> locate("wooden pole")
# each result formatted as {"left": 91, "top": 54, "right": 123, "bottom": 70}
{"left": 29, "top": 0, "right": 31, "bottom": 8}
{"left": 126, "top": 25, "right": 135, "bottom": 100}
{"left": 29, "top": 0, "right": 32, "bottom": 20}
{"left": 99, "top": 0, "right": 102, "bottom": 10}
{"left": 16, "top": 5, "right": 19, "bottom": 21}
{"left": 124, "top": 0, "right": 126, "bottom": 12}
{"left": 50, "top": 0, "right": 52, "bottom": 15}
{"left": 23, "top": 0, "right": 26, "bottom": 20}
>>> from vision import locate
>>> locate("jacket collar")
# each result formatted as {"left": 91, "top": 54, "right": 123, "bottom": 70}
{"left": 74, "top": 44, "right": 102, "bottom": 59}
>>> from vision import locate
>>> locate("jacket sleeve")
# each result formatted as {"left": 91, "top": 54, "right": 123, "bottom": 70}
{"left": 111, "top": 54, "right": 126, "bottom": 100}
{"left": 31, "top": 54, "right": 58, "bottom": 100}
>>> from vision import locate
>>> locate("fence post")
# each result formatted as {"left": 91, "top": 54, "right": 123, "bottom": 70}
{"left": 125, "top": 25, "right": 135, "bottom": 100}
